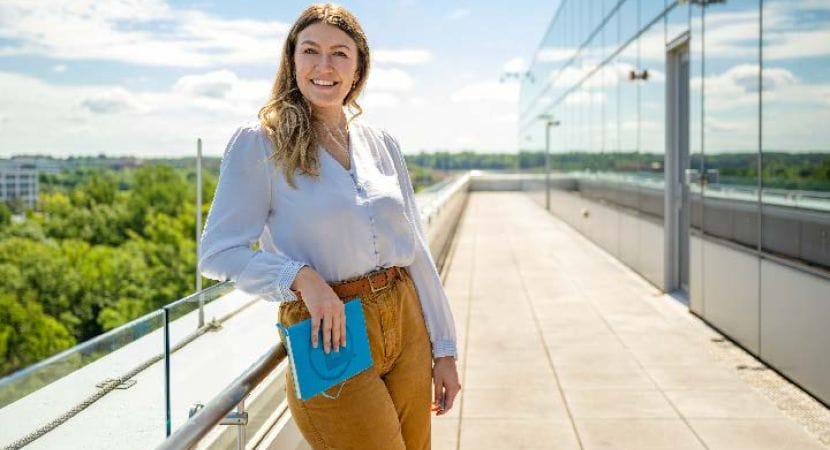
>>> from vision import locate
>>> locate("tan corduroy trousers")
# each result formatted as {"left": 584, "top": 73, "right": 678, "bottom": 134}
{"left": 278, "top": 267, "right": 433, "bottom": 450}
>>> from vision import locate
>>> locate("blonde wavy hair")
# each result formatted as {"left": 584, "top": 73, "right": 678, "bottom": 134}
{"left": 258, "top": 3, "right": 370, "bottom": 188}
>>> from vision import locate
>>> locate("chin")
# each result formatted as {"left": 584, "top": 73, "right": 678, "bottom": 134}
{"left": 308, "top": 96, "right": 347, "bottom": 110}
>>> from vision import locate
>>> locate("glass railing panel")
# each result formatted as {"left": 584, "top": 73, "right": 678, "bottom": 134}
{"left": 0, "top": 311, "right": 165, "bottom": 448}
{"left": 0, "top": 281, "right": 234, "bottom": 448}
{"left": 0, "top": 308, "right": 165, "bottom": 409}
{"left": 413, "top": 173, "right": 468, "bottom": 222}
{"left": 162, "top": 282, "right": 273, "bottom": 437}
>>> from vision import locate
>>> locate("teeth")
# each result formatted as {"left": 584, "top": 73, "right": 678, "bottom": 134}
{"left": 312, "top": 79, "right": 335, "bottom": 86}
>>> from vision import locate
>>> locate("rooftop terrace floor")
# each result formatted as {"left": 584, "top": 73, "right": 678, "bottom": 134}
{"left": 430, "top": 192, "right": 828, "bottom": 450}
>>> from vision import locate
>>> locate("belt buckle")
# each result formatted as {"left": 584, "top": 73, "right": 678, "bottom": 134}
{"left": 368, "top": 270, "right": 392, "bottom": 294}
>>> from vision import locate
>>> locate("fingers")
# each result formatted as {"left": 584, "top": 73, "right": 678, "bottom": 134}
{"left": 444, "top": 382, "right": 460, "bottom": 412}
{"left": 434, "top": 383, "right": 462, "bottom": 416}
{"left": 432, "top": 371, "right": 462, "bottom": 416}
{"left": 322, "top": 312, "right": 333, "bottom": 353}
{"left": 310, "top": 314, "right": 320, "bottom": 349}
{"left": 340, "top": 309, "right": 347, "bottom": 348}
{"left": 433, "top": 378, "right": 444, "bottom": 414}
{"left": 331, "top": 311, "right": 341, "bottom": 352}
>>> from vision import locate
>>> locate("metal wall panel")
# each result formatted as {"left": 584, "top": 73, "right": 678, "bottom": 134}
{"left": 638, "top": 218, "right": 666, "bottom": 290}
{"left": 689, "top": 234, "right": 704, "bottom": 314}
{"left": 702, "top": 240, "right": 760, "bottom": 354}
{"left": 760, "top": 260, "right": 830, "bottom": 406}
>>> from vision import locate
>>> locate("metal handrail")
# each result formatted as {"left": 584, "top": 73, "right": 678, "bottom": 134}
{"left": 156, "top": 343, "right": 287, "bottom": 450}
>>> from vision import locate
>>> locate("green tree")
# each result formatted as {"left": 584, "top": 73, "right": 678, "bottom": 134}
{"left": 127, "top": 165, "right": 190, "bottom": 233}
{"left": 0, "top": 291, "right": 75, "bottom": 376}
{"left": 0, "top": 203, "right": 11, "bottom": 228}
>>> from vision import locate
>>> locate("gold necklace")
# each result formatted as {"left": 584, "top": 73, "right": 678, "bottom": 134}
{"left": 317, "top": 122, "right": 351, "bottom": 165}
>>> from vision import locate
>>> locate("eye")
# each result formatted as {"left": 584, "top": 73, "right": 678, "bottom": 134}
{"left": 302, "top": 48, "right": 317, "bottom": 54}
{"left": 334, "top": 51, "right": 348, "bottom": 57}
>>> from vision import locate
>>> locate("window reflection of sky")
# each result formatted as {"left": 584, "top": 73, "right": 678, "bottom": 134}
{"left": 521, "top": 0, "right": 829, "bottom": 269}
{"left": 521, "top": 0, "right": 828, "bottom": 156}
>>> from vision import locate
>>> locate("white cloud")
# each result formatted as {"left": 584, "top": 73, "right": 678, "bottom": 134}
{"left": 361, "top": 92, "right": 400, "bottom": 109}
{"left": 0, "top": 0, "right": 288, "bottom": 68}
{"left": 367, "top": 67, "right": 415, "bottom": 91}
{"left": 363, "top": 84, "right": 521, "bottom": 153}
{"left": 450, "top": 80, "right": 519, "bottom": 103}
{"left": 689, "top": 64, "right": 820, "bottom": 111}
{"left": 373, "top": 49, "right": 431, "bottom": 65}
{"left": 174, "top": 70, "right": 238, "bottom": 99}
{"left": 536, "top": 47, "right": 573, "bottom": 63}
{"left": 80, "top": 88, "right": 149, "bottom": 114}
{"left": 0, "top": 70, "right": 270, "bottom": 157}
{"left": 502, "top": 57, "right": 527, "bottom": 73}
{"left": 563, "top": 91, "right": 606, "bottom": 106}
{"left": 764, "top": 28, "right": 830, "bottom": 60}
{"left": 53, "top": 64, "right": 67, "bottom": 73}
{"left": 170, "top": 70, "right": 271, "bottom": 114}
{"left": 689, "top": 3, "right": 830, "bottom": 61}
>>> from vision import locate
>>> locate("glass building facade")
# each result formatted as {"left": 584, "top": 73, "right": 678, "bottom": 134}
{"left": 520, "top": 0, "right": 830, "bottom": 405}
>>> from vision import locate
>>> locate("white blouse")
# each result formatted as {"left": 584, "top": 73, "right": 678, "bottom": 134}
{"left": 199, "top": 120, "right": 457, "bottom": 358}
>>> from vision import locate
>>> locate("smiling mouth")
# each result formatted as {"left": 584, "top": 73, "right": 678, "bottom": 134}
{"left": 311, "top": 79, "right": 338, "bottom": 87}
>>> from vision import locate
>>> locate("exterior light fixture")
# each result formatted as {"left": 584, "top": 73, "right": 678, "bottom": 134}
{"left": 536, "top": 114, "right": 561, "bottom": 211}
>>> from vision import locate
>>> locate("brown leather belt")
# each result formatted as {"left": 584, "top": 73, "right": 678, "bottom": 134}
{"left": 330, "top": 266, "right": 405, "bottom": 299}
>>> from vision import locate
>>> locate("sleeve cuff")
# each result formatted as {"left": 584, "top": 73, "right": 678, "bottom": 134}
{"left": 274, "top": 260, "right": 307, "bottom": 302}
{"left": 432, "top": 339, "right": 457, "bottom": 359}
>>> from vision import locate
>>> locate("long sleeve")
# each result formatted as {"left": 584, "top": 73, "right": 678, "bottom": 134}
{"left": 383, "top": 131, "right": 458, "bottom": 359}
{"left": 199, "top": 125, "right": 308, "bottom": 302}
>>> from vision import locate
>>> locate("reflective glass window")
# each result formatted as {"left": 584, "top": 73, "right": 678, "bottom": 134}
{"left": 702, "top": 0, "right": 761, "bottom": 250}
{"left": 761, "top": 0, "right": 830, "bottom": 270}
{"left": 666, "top": 0, "right": 690, "bottom": 45}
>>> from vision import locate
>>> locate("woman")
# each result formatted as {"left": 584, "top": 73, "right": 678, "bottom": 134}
{"left": 199, "top": 3, "right": 461, "bottom": 449}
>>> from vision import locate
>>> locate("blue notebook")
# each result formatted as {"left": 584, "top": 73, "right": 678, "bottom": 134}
{"left": 276, "top": 298, "right": 374, "bottom": 401}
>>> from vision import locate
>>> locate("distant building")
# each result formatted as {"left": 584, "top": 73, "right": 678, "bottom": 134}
{"left": 7, "top": 156, "right": 62, "bottom": 175}
{"left": 107, "top": 158, "right": 143, "bottom": 170}
{"left": 0, "top": 162, "right": 39, "bottom": 209}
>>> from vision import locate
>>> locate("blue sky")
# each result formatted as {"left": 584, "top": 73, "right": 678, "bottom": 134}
{"left": 0, "top": 1, "right": 561, "bottom": 158}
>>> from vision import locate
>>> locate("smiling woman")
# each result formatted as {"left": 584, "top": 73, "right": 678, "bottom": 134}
{"left": 256, "top": 4, "right": 371, "bottom": 188}
{"left": 198, "top": 3, "right": 461, "bottom": 450}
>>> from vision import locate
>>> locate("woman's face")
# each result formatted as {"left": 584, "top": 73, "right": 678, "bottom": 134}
{"left": 294, "top": 22, "right": 360, "bottom": 114}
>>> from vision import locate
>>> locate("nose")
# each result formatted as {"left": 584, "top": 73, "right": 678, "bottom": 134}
{"left": 317, "top": 54, "right": 334, "bottom": 71}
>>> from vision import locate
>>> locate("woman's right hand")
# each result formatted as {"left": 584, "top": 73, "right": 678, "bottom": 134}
{"left": 290, "top": 266, "right": 346, "bottom": 353}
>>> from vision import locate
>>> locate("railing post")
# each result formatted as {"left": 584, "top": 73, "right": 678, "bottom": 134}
{"left": 196, "top": 138, "right": 205, "bottom": 328}
{"left": 237, "top": 399, "right": 246, "bottom": 450}
{"left": 163, "top": 306, "right": 172, "bottom": 437}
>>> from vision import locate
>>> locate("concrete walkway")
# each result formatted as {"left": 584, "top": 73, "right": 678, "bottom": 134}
{"left": 433, "top": 192, "right": 828, "bottom": 450}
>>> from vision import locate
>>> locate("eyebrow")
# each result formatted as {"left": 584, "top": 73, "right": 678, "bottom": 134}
{"left": 298, "top": 40, "right": 352, "bottom": 51}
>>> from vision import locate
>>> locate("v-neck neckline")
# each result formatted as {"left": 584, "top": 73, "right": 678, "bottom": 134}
{"left": 321, "top": 123, "right": 356, "bottom": 174}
